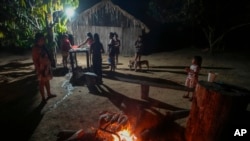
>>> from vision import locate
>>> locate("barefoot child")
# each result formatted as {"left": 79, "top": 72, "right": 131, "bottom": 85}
{"left": 32, "top": 33, "right": 57, "bottom": 103}
{"left": 183, "top": 56, "right": 202, "bottom": 101}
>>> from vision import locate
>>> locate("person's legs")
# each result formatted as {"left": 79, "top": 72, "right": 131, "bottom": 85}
{"left": 95, "top": 62, "right": 103, "bottom": 84}
{"left": 39, "top": 80, "right": 46, "bottom": 102}
{"left": 134, "top": 53, "right": 139, "bottom": 61}
{"left": 183, "top": 78, "right": 191, "bottom": 98}
{"left": 62, "top": 55, "right": 67, "bottom": 68}
{"left": 138, "top": 54, "right": 141, "bottom": 62}
{"left": 65, "top": 54, "right": 69, "bottom": 68}
{"left": 115, "top": 53, "right": 118, "bottom": 65}
{"left": 110, "top": 57, "right": 115, "bottom": 71}
{"left": 45, "top": 80, "right": 56, "bottom": 98}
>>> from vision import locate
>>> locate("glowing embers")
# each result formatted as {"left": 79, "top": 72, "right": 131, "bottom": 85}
{"left": 114, "top": 129, "right": 137, "bottom": 141}
{"left": 96, "top": 111, "right": 138, "bottom": 141}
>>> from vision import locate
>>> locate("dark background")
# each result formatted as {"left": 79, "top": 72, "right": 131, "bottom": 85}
{"left": 75, "top": 0, "right": 250, "bottom": 53}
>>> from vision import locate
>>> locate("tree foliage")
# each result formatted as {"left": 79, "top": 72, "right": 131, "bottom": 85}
{"left": 147, "top": 0, "right": 250, "bottom": 53}
{"left": 0, "top": 0, "right": 79, "bottom": 50}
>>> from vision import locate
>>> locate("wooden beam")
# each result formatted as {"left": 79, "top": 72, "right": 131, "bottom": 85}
{"left": 115, "top": 76, "right": 194, "bottom": 92}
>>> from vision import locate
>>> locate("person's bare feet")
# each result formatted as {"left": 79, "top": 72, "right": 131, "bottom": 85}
{"left": 47, "top": 94, "right": 57, "bottom": 99}
{"left": 41, "top": 98, "right": 47, "bottom": 104}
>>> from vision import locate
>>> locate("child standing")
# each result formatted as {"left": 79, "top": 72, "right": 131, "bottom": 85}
{"left": 183, "top": 56, "right": 202, "bottom": 101}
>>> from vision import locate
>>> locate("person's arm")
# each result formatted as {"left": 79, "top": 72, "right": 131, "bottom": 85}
{"left": 32, "top": 48, "right": 40, "bottom": 74}
{"left": 115, "top": 40, "right": 120, "bottom": 47}
{"left": 67, "top": 40, "right": 72, "bottom": 50}
{"left": 194, "top": 67, "right": 200, "bottom": 77}
{"left": 134, "top": 40, "right": 137, "bottom": 47}
{"left": 101, "top": 43, "right": 105, "bottom": 53}
{"left": 78, "top": 38, "right": 88, "bottom": 47}
{"left": 185, "top": 67, "right": 190, "bottom": 73}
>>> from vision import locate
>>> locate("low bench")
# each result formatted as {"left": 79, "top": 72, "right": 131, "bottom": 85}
{"left": 114, "top": 77, "right": 194, "bottom": 99}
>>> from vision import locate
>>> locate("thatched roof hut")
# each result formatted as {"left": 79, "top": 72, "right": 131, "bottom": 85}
{"left": 67, "top": 0, "right": 150, "bottom": 56}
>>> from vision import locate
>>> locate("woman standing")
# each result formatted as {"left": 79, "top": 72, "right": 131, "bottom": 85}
{"left": 114, "top": 32, "right": 121, "bottom": 66}
{"left": 32, "top": 32, "right": 56, "bottom": 103}
{"left": 90, "top": 33, "right": 105, "bottom": 84}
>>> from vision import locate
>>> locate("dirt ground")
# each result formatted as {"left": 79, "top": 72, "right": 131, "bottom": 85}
{"left": 0, "top": 47, "right": 250, "bottom": 141}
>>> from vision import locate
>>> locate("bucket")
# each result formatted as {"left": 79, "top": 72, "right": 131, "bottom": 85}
{"left": 207, "top": 72, "right": 217, "bottom": 82}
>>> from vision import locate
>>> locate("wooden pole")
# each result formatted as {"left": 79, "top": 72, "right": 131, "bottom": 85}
{"left": 141, "top": 84, "right": 149, "bottom": 99}
{"left": 185, "top": 81, "right": 250, "bottom": 141}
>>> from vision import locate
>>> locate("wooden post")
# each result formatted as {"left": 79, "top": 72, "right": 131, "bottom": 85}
{"left": 185, "top": 81, "right": 250, "bottom": 141}
{"left": 141, "top": 84, "right": 149, "bottom": 99}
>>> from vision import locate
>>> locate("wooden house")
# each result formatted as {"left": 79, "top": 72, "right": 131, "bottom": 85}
{"left": 67, "top": 0, "right": 150, "bottom": 56}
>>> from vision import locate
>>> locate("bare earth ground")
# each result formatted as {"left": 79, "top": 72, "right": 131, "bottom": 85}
{"left": 0, "top": 47, "right": 250, "bottom": 141}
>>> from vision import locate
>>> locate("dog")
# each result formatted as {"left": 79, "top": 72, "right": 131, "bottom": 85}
{"left": 128, "top": 60, "right": 149, "bottom": 71}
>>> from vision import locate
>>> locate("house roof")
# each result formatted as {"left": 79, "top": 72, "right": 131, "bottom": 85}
{"left": 70, "top": 0, "right": 150, "bottom": 33}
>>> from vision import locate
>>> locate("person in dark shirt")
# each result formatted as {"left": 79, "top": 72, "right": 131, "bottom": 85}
{"left": 114, "top": 32, "right": 121, "bottom": 66}
{"left": 134, "top": 35, "right": 143, "bottom": 62}
{"left": 90, "top": 33, "right": 105, "bottom": 84}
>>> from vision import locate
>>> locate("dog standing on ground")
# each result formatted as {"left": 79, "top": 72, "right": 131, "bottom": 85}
{"left": 128, "top": 60, "right": 149, "bottom": 71}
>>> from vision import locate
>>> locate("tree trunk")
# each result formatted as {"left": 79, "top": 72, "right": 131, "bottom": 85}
{"left": 185, "top": 80, "right": 250, "bottom": 141}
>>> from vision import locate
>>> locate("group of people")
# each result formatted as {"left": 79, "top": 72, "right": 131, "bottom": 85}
{"left": 32, "top": 31, "right": 202, "bottom": 103}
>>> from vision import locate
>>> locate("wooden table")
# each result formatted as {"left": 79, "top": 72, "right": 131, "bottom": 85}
{"left": 69, "top": 48, "right": 90, "bottom": 71}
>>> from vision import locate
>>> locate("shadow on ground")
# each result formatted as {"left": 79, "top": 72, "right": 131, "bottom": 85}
{"left": 85, "top": 81, "right": 189, "bottom": 141}
{"left": 0, "top": 62, "right": 45, "bottom": 141}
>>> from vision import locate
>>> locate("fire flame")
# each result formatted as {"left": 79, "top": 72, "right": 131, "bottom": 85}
{"left": 113, "top": 129, "right": 137, "bottom": 141}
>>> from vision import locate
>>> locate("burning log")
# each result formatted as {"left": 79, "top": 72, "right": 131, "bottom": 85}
{"left": 98, "top": 111, "right": 129, "bottom": 132}
{"left": 96, "top": 111, "right": 137, "bottom": 141}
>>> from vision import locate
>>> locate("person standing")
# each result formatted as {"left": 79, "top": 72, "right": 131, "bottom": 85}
{"left": 90, "top": 33, "right": 105, "bottom": 84}
{"left": 78, "top": 32, "right": 94, "bottom": 49}
{"left": 60, "top": 34, "right": 72, "bottom": 68}
{"left": 108, "top": 32, "right": 116, "bottom": 71}
{"left": 113, "top": 32, "right": 121, "bottom": 66}
{"left": 78, "top": 32, "right": 94, "bottom": 65}
{"left": 32, "top": 32, "right": 56, "bottom": 103}
{"left": 183, "top": 56, "right": 202, "bottom": 101}
{"left": 134, "top": 35, "right": 143, "bottom": 62}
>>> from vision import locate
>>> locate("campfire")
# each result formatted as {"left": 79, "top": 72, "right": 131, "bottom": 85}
{"left": 95, "top": 111, "right": 138, "bottom": 141}
{"left": 57, "top": 110, "right": 190, "bottom": 141}
{"left": 57, "top": 111, "right": 139, "bottom": 141}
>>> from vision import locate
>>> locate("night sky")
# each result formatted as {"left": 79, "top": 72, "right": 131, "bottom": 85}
{"left": 75, "top": 0, "right": 250, "bottom": 52}
{"left": 76, "top": 0, "right": 153, "bottom": 27}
